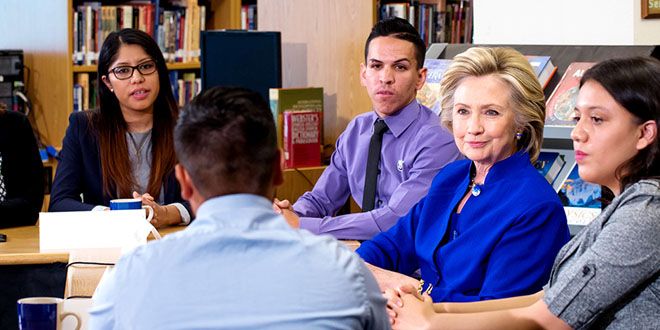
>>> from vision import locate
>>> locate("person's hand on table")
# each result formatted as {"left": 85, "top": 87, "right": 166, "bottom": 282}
{"left": 391, "top": 285, "right": 436, "bottom": 330}
{"left": 273, "top": 198, "right": 300, "bottom": 228}
{"left": 273, "top": 198, "right": 293, "bottom": 212}
{"left": 366, "top": 263, "right": 420, "bottom": 292}
{"left": 133, "top": 191, "right": 179, "bottom": 228}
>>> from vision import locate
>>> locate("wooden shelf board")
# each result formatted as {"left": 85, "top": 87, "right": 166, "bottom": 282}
{"left": 72, "top": 62, "right": 201, "bottom": 73}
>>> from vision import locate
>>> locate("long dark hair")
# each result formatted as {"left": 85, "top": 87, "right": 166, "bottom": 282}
{"left": 580, "top": 56, "right": 660, "bottom": 191}
{"left": 95, "top": 28, "right": 178, "bottom": 198}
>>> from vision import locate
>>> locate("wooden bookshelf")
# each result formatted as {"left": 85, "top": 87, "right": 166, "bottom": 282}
{"left": 65, "top": 0, "right": 246, "bottom": 142}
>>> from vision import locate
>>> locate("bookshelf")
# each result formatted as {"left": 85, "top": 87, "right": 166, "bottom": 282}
{"left": 379, "top": 0, "right": 474, "bottom": 45}
{"left": 13, "top": 0, "right": 238, "bottom": 149}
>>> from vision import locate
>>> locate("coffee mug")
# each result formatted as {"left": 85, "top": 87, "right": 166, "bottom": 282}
{"left": 17, "top": 297, "right": 81, "bottom": 330}
{"left": 109, "top": 198, "right": 154, "bottom": 223}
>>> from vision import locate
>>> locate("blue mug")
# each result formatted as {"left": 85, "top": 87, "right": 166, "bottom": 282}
{"left": 17, "top": 297, "right": 80, "bottom": 330}
{"left": 109, "top": 198, "right": 154, "bottom": 223}
{"left": 109, "top": 198, "right": 142, "bottom": 210}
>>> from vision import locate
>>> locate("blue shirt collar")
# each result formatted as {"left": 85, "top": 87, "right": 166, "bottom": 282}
{"left": 371, "top": 99, "right": 422, "bottom": 138}
{"left": 192, "top": 194, "right": 285, "bottom": 231}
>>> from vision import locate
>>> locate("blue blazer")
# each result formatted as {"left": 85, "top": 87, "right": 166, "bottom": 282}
{"left": 50, "top": 112, "right": 189, "bottom": 213}
{"left": 357, "top": 152, "right": 570, "bottom": 302}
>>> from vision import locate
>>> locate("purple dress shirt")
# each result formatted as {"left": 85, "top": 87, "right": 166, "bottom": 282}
{"left": 294, "top": 100, "right": 462, "bottom": 240}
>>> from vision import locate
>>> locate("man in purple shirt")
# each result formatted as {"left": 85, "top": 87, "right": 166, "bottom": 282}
{"left": 276, "top": 18, "right": 461, "bottom": 240}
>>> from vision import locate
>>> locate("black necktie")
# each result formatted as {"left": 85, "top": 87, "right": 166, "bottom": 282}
{"left": 362, "top": 119, "right": 388, "bottom": 212}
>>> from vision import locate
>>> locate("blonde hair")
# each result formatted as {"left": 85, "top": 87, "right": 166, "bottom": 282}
{"left": 439, "top": 47, "right": 546, "bottom": 162}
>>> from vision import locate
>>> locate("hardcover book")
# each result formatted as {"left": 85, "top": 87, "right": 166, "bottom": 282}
{"left": 526, "top": 55, "right": 557, "bottom": 90}
{"left": 545, "top": 62, "right": 596, "bottom": 127}
{"left": 558, "top": 163, "right": 601, "bottom": 226}
{"left": 283, "top": 110, "right": 322, "bottom": 169}
{"left": 269, "top": 87, "right": 323, "bottom": 148}
{"left": 534, "top": 151, "right": 566, "bottom": 187}
{"left": 417, "top": 59, "right": 453, "bottom": 115}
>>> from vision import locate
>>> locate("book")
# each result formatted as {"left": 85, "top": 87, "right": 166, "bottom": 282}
{"left": 526, "top": 55, "right": 557, "bottom": 90}
{"left": 545, "top": 62, "right": 597, "bottom": 126}
{"left": 534, "top": 151, "right": 566, "bottom": 186}
{"left": 417, "top": 59, "right": 453, "bottom": 115}
{"left": 269, "top": 87, "right": 323, "bottom": 148}
{"left": 283, "top": 111, "right": 322, "bottom": 169}
{"left": 558, "top": 162, "right": 601, "bottom": 226}
{"left": 75, "top": 73, "right": 89, "bottom": 111}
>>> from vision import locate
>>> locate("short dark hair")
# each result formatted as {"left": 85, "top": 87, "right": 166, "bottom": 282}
{"left": 580, "top": 56, "right": 660, "bottom": 190}
{"left": 364, "top": 17, "right": 426, "bottom": 69}
{"left": 174, "top": 86, "right": 278, "bottom": 198}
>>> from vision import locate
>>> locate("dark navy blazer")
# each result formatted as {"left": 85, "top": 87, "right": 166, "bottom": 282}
{"left": 49, "top": 112, "right": 189, "bottom": 213}
{"left": 357, "top": 152, "right": 570, "bottom": 302}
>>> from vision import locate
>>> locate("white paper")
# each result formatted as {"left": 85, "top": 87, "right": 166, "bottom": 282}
{"left": 39, "top": 210, "right": 154, "bottom": 253}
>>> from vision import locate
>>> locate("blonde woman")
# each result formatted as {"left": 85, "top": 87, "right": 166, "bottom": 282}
{"left": 358, "top": 47, "right": 569, "bottom": 305}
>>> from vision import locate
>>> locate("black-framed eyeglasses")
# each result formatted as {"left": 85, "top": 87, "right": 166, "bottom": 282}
{"left": 108, "top": 60, "right": 157, "bottom": 80}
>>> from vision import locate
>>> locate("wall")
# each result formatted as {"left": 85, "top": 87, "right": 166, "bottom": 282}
{"left": 258, "top": 0, "right": 376, "bottom": 145}
{"left": 634, "top": 1, "right": 660, "bottom": 44}
{"left": 0, "top": 0, "right": 71, "bottom": 147}
{"left": 473, "top": 0, "right": 660, "bottom": 45}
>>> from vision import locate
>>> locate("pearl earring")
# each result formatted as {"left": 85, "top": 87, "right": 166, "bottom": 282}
{"left": 110, "top": 88, "right": 114, "bottom": 92}
{"left": 515, "top": 132, "right": 523, "bottom": 140}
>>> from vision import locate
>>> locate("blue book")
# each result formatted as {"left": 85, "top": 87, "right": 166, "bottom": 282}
{"left": 417, "top": 59, "right": 453, "bottom": 115}
{"left": 526, "top": 55, "right": 557, "bottom": 89}
{"left": 559, "top": 163, "right": 601, "bottom": 209}
{"left": 534, "top": 151, "right": 566, "bottom": 186}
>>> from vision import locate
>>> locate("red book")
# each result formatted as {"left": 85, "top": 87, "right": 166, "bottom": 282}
{"left": 283, "top": 111, "right": 322, "bottom": 169}
{"left": 545, "top": 62, "right": 596, "bottom": 126}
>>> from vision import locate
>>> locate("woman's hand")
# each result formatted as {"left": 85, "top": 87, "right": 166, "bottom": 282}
{"left": 365, "top": 263, "right": 420, "bottom": 293}
{"left": 392, "top": 289, "right": 436, "bottom": 330}
{"left": 133, "top": 192, "right": 181, "bottom": 228}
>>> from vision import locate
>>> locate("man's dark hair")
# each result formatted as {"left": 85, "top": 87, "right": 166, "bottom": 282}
{"left": 174, "top": 86, "right": 278, "bottom": 198}
{"left": 364, "top": 17, "right": 426, "bottom": 69}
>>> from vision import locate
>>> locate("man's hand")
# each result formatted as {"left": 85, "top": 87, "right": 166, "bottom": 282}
{"left": 281, "top": 209, "right": 300, "bottom": 228}
{"left": 272, "top": 198, "right": 293, "bottom": 213}
{"left": 273, "top": 198, "right": 300, "bottom": 228}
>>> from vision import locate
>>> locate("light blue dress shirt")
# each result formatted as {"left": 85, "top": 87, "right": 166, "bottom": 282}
{"left": 89, "top": 194, "right": 389, "bottom": 329}
{"left": 294, "top": 100, "right": 461, "bottom": 240}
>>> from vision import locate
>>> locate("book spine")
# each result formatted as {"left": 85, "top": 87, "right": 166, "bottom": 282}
{"left": 283, "top": 111, "right": 322, "bottom": 168}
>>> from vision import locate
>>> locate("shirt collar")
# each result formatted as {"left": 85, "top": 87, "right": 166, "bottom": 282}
{"left": 372, "top": 99, "right": 421, "bottom": 138}
{"left": 192, "top": 194, "right": 284, "bottom": 231}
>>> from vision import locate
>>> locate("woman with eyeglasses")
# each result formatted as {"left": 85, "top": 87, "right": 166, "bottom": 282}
{"left": 50, "top": 28, "right": 191, "bottom": 227}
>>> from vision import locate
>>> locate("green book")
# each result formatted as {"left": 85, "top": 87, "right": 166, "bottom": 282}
{"left": 269, "top": 87, "right": 323, "bottom": 148}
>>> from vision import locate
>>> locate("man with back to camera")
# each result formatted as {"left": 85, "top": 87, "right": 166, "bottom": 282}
{"left": 275, "top": 17, "right": 461, "bottom": 240}
{"left": 89, "top": 87, "right": 390, "bottom": 329}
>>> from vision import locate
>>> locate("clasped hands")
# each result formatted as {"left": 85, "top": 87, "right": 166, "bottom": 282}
{"left": 272, "top": 198, "right": 301, "bottom": 228}
{"left": 384, "top": 284, "right": 437, "bottom": 330}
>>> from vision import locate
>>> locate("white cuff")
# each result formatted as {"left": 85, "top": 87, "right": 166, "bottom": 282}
{"left": 171, "top": 203, "right": 191, "bottom": 225}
